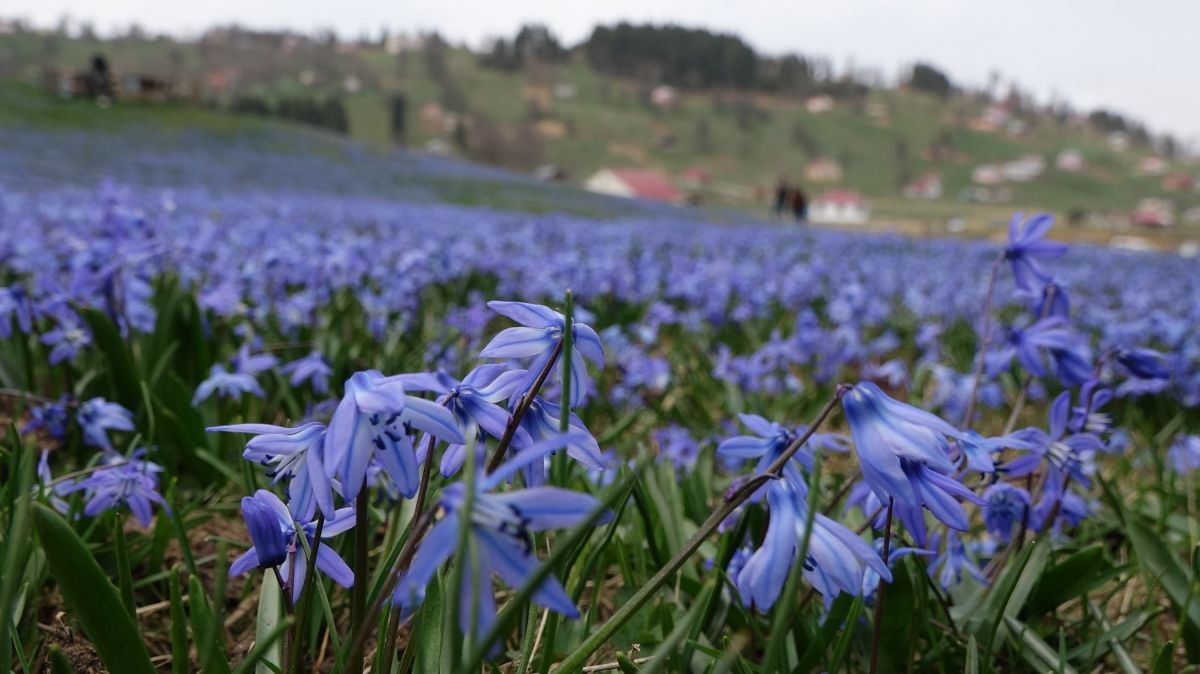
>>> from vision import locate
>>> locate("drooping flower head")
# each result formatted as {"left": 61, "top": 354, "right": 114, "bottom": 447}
{"left": 981, "top": 483, "right": 1031, "bottom": 544}
{"left": 929, "top": 529, "right": 987, "bottom": 590}
{"left": 1114, "top": 347, "right": 1171, "bottom": 381}
{"left": 735, "top": 471, "right": 889, "bottom": 612}
{"left": 513, "top": 397, "right": 604, "bottom": 486}
{"left": 479, "top": 301, "right": 604, "bottom": 408}
{"left": 325, "top": 370, "right": 464, "bottom": 500}
{"left": 392, "top": 435, "right": 608, "bottom": 645}
{"left": 229, "top": 489, "right": 356, "bottom": 603}
{"left": 841, "top": 382, "right": 983, "bottom": 545}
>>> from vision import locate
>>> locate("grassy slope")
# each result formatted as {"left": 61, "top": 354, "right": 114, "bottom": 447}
{"left": 4, "top": 32, "right": 1199, "bottom": 231}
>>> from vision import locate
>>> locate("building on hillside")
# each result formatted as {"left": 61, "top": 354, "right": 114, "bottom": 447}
{"left": 1002, "top": 155, "right": 1045, "bottom": 182}
{"left": 805, "top": 95, "right": 834, "bottom": 114}
{"left": 803, "top": 157, "right": 843, "bottom": 184}
{"left": 1136, "top": 156, "right": 1166, "bottom": 176}
{"left": 1056, "top": 149, "right": 1086, "bottom": 172}
{"left": 809, "top": 190, "right": 871, "bottom": 225}
{"left": 971, "top": 164, "right": 1004, "bottom": 186}
{"left": 584, "top": 168, "right": 682, "bottom": 203}
{"left": 1182, "top": 205, "right": 1200, "bottom": 226}
{"left": 1161, "top": 171, "right": 1195, "bottom": 192}
{"left": 1132, "top": 198, "right": 1175, "bottom": 228}
{"left": 650, "top": 85, "right": 678, "bottom": 108}
{"left": 678, "top": 167, "right": 712, "bottom": 188}
{"left": 904, "top": 172, "right": 943, "bottom": 199}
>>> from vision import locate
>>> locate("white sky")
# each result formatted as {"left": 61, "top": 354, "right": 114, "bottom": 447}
{"left": 13, "top": 0, "right": 1200, "bottom": 144}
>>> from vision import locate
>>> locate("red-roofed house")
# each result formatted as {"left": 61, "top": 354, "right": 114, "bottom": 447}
{"left": 584, "top": 168, "right": 682, "bottom": 203}
{"left": 810, "top": 190, "right": 871, "bottom": 225}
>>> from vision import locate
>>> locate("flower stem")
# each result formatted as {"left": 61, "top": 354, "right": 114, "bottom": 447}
{"left": 548, "top": 387, "right": 848, "bottom": 672}
{"left": 288, "top": 512, "right": 324, "bottom": 674}
{"left": 347, "top": 488, "right": 369, "bottom": 671}
{"left": 867, "top": 497, "right": 895, "bottom": 674}
{"left": 963, "top": 252, "right": 1005, "bottom": 430}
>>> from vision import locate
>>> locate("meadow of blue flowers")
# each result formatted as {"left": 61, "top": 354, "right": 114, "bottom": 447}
{"left": 2, "top": 134, "right": 1200, "bottom": 672}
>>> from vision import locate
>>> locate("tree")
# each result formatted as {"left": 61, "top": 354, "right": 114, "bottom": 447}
{"left": 909, "top": 62, "right": 952, "bottom": 98}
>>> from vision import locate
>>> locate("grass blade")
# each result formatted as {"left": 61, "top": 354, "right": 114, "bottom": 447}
{"left": 31, "top": 504, "right": 156, "bottom": 674}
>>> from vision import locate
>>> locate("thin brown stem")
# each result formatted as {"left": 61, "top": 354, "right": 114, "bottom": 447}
{"left": 962, "top": 252, "right": 1006, "bottom": 430}
{"left": 868, "top": 498, "right": 895, "bottom": 674}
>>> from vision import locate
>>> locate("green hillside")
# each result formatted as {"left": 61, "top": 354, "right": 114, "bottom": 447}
{"left": 3, "top": 29, "right": 1198, "bottom": 231}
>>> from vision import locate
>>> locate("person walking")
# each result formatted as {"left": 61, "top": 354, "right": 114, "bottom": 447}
{"left": 791, "top": 184, "right": 808, "bottom": 222}
{"left": 773, "top": 178, "right": 790, "bottom": 220}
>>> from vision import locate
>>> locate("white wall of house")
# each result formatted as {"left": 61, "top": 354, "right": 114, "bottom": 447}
{"left": 584, "top": 170, "right": 635, "bottom": 198}
{"left": 810, "top": 202, "right": 870, "bottom": 225}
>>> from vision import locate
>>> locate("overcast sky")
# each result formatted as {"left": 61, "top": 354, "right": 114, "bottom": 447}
{"left": 13, "top": 1, "right": 1200, "bottom": 143}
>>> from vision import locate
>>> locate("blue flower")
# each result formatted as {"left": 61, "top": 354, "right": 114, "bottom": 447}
{"left": 0, "top": 284, "right": 34, "bottom": 338}
{"left": 280, "top": 351, "right": 333, "bottom": 394}
{"left": 64, "top": 452, "right": 167, "bottom": 527}
{"left": 76, "top": 397, "right": 135, "bottom": 452}
{"left": 479, "top": 301, "right": 604, "bottom": 408}
{"left": 1068, "top": 381, "right": 1112, "bottom": 435}
{"left": 324, "top": 370, "right": 464, "bottom": 500}
{"left": 717, "top": 413, "right": 848, "bottom": 481}
{"left": 1032, "top": 279, "right": 1070, "bottom": 321}
{"left": 512, "top": 397, "right": 604, "bottom": 486}
{"left": 955, "top": 430, "right": 1034, "bottom": 476}
{"left": 929, "top": 530, "right": 987, "bottom": 590}
{"left": 41, "top": 319, "right": 91, "bottom": 365}
{"left": 37, "top": 450, "right": 73, "bottom": 515}
{"left": 209, "top": 422, "right": 335, "bottom": 519}
{"left": 986, "top": 318, "right": 1079, "bottom": 379}
{"left": 981, "top": 483, "right": 1030, "bottom": 543}
{"left": 1006, "top": 391, "right": 1102, "bottom": 489}
{"left": 1168, "top": 435, "right": 1200, "bottom": 475}
{"left": 654, "top": 424, "right": 700, "bottom": 472}
{"left": 192, "top": 364, "right": 266, "bottom": 406}
{"left": 22, "top": 396, "right": 71, "bottom": 441}
{"left": 1005, "top": 212, "right": 1066, "bottom": 292}
{"left": 232, "top": 343, "right": 278, "bottom": 376}
{"left": 841, "top": 382, "right": 983, "bottom": 545}
{"left": 735, "top": 472, "right": 889, "bottom": 612}
{"left": 1115, "top": 347, "right": 1171, "bottom": 380}
{"left": 229, "top": 489, "right": 356, "bottom": 603}
{"left": 398, "top": 364, "right": 528, "bottom": 477}
{"left": 392, "top": 434, "right": 608, "bottom": 645}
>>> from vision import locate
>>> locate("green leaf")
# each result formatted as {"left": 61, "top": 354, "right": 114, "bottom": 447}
{"left": 827, "top": 595, "right": 865, "bottom": 672}
{"left": 234, "top": 616, "right": 293, "bottom": 674}
{"left": 877, "top": 555, "right": 916, "bottom": 672}
{"left": 254, "top": 571, "right": 284, "bottom": 674}
{"left": 1025, "top": 544, "right": 1116, "bottom": 616}
{"left": 169, "top": 566, "right": 189, "bottom": 674}
{"left": 31, "top": 504, "right": 156, "bottom": 674}
{"left": 1151, "top": 640, "right": 1175, "bottom": 674}
{"left": 978, "top": 537, "right": 1049, "bottom": 652}
{"left": 188, "top": 575, "right": 232, "bottom": 674}
{"left": 965, "top": 635, "right": 979, "bottom": 674}
{"left": 79, "top": 307, "right": 142, "bottom": 410}
{"left": 114, "top": 513, "right": 137, "bottom": 620}
{"left": 415, "top": 573, "right": 444, "bottom": 674}
{"left": 0, "top": 442, "right": 34, "bottom": 670}
{"left": 616, "top": 653, "right": 642, "bottom": 673}
{"left": 1126, "top": 516, "right": 1200, "bottom": 633}
{"left": 1003, "top": 616, "right": 1079, "bottom": 674}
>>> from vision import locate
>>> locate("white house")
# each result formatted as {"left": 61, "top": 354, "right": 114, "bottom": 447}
{"left": 810, "top": 190, "right": 871, "bottom": 225}
{"left": 1056, "top": 149, "right": 1086, "bottom": 172}
{"left": 1002, "top": 155, "right": 1045, "bottom": 182}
